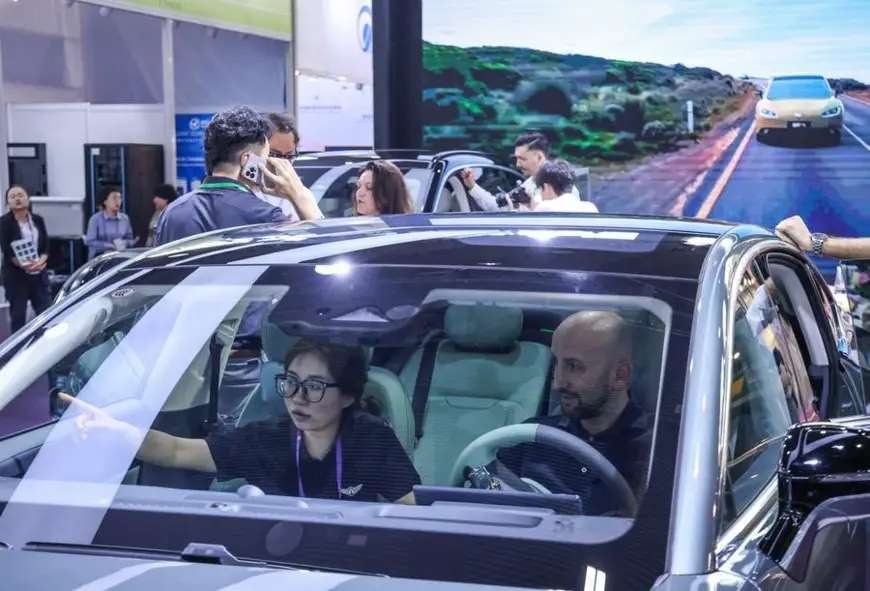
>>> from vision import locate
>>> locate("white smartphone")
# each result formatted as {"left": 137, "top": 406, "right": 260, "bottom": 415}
{"left": 241, "top": 154, "right": 268, "bottom": 186}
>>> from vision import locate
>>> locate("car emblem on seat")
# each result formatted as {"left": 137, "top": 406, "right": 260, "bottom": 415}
{"left": 341, "top": 483, "right": 363, "bottom": 497}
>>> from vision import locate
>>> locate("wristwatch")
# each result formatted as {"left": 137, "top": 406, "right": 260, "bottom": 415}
{"left": 810, "top": 232, "right": 829, "bottom": 257}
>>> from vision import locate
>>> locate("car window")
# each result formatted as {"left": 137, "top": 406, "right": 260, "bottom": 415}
{"left": 807, "top": 267, "right": 865, "bottom": 417}
{"left": 477, "top": 166, "right": 523, "bottom": 200}
{"left": 722, "top": 267, "right": 815, "bottom": 530}
{"left": 0, "top": 259, "right": 676, "bottom": 564}
{"left": 766, "top": 77, "right": 833, "bottom": 100}
{"left": 295, "top": 163, "right": 434, "bottom": 217}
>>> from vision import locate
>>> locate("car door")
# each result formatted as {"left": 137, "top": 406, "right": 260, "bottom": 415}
{"left": 435, "top": 165, "right": 524, "bottom": 213}
{"left": 716, "top": 253, "right": 867, "bottom": 559}
{"left": 716, "top": 258, "right": 827, "bottom": 548}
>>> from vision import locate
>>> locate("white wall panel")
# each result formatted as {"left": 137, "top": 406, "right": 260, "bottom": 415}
{"left": 295, "top": 0, "right": 372, "bottom": 85}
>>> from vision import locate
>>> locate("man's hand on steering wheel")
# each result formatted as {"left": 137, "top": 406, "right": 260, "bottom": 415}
{"left": 451, "top": 423, "right": 638, "bottom": 516}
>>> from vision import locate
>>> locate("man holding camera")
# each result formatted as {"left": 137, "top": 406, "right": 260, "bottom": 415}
{"left": 459, "top": 132, "right": 581, "bottom": 212}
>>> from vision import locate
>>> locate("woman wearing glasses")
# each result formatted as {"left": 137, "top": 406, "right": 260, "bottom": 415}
{"left": 60, "top": 339, "right": 420, "bottom": 503}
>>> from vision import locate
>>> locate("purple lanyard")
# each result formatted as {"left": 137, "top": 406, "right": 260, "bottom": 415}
{"left": 295, "top": 431, "right": 343, "bottom": 499}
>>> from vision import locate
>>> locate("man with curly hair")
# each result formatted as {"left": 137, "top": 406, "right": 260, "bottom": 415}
{"left": 155, "top": 106, "right": 322, "bottom": 245}
{"left": 153, "top": 107, "right": 325, "bottom": 422}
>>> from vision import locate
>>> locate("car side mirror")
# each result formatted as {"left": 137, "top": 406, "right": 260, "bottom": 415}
{"left": 762, "top": 422, "right": 870, "bottom": 559}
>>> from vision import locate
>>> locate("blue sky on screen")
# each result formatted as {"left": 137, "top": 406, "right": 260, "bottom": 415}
{"left": 422, "top": 0, "right": 870, "bottom": 82}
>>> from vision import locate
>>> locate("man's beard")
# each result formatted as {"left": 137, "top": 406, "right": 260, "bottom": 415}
{"left": 558, "top": 388, "right": 609, "bottom": 420}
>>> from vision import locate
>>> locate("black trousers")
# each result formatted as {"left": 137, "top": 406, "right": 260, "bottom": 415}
{"left": 4, "top": 272, "right": 51, "bottom": 333}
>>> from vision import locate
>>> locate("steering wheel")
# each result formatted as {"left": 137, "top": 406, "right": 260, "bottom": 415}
{"left": 449, "top": 423, "right": 638, "bottom": 516}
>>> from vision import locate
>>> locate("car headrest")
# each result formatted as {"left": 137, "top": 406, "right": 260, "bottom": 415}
{"left": 444, "top": 304, "right": 523, "bottom": 351}
{"left": 260, "top": 360, "right": 291, "bottom": 417}
{"left": 261, "top": 321, "right": 298, "bottom": 362}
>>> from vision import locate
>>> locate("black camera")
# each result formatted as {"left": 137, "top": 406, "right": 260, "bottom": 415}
{"left": 495, "top": 185, "right": 531, "bottom": 208}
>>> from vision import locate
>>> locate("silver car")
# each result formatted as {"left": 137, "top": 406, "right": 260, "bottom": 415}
{"left": 0, "top": 214, "right": 866, "bottom": 590}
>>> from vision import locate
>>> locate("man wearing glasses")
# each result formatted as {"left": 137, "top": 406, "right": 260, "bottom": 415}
{"left": 260, "top": 112, "right": 317, "bottom": 220}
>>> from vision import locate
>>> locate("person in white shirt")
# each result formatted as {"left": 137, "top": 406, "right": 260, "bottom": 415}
{"left": 260, "top": 112, "right": 319, "bottom": 221}
{"left": 532, "top": 160, "right": 599, "bottom": 213}
{"left": 459, "top": 132, "right": 580, "bottom": 212}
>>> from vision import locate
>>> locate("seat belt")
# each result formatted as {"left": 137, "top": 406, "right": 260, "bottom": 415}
{"left": 204, "top": 335, "right": 222, "bottom": 432}
{"left": 411, "top": 339, "right": 440, "bottom": 445}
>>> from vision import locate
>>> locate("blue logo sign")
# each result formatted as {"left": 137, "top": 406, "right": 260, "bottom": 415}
{"left": 357, "top": 5, "right": 372, "bottom": 53}
{"left": 175, "top": 113, "right": 214, "bottom": 193}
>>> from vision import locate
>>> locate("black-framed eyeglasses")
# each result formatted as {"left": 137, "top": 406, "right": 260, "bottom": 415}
{"left": 275, "top": 372, "right": 338, "bottom": 403}
{"left": 269, "top": 149, "right": 298, "bottom": 162}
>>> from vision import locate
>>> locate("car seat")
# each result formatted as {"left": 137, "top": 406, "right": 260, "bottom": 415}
{"left": 446, "top": 178, "right": 472, "bottom": 212}
{"left": 399, "top": 304, "right": 551, "bottom": 486}
{"left": 137, "top": 302, "right": 247, "bottom": 488}
{"left": 64, "top": 299, "right": 246, "bottom": 489}
{"left": 235, "top": 321, "right": 416, "bottom": 453}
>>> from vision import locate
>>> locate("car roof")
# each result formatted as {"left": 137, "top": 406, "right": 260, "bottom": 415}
{"left": 769, "top": 75, "right": 827, "bottom": 82}
{"left": 293, "top": 149, "right": 498, "bottom": 168}
{"left": 132, "top": 214, "right": 767, "bottom": 282}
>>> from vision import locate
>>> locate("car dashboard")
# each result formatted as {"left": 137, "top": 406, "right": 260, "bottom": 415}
{"left": 0, "top": 545, "right": 542, "bottom": 590}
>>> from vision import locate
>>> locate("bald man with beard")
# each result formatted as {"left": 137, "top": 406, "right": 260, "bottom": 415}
{"left": 492, "top": 311, "right": 652, "bottom": 515}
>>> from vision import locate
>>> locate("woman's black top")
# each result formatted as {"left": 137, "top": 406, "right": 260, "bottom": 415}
{"left": 206, "top": 411, "right": 421, "bottom": 502}
{"left": 0, "top": 211, "right": 49, "bottom": 284}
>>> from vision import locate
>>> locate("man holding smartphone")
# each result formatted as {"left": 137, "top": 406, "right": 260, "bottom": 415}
{"left": 154, "top": 106, "right": 324, "bottom": 424}
{"left": 255, "top": 112, "right": 318, "bottom": 220}
{"left": 155, "top": 106, "right": 322, "bottom": 245}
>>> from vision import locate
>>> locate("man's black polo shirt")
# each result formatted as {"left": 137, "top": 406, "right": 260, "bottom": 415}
{"left": 206, "top": 411, "right": 421, "bottom": 502}
{"left": 154, "top": 176, "right": 286, "bottom": 246}
{"left": 496, "top": 400, "right": 651, "bottom": 515}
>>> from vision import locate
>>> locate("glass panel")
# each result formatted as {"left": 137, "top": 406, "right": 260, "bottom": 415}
{"left": 723, "top": 268, "right": 816, "bottom": 530}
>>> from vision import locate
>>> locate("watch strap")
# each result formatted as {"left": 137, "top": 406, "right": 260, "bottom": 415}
{"left": 811, "top": 233, "right": 828, "bottom": 257}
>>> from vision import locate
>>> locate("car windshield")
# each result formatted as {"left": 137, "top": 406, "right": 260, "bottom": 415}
{"left": 0, "top": 234, "right": 694, "bottom": 585}
{"left": 294, "top": 160, "right": 435, "bottom": 216}
{"left": 767, "top": 77, "right": 833, "bottom": 100}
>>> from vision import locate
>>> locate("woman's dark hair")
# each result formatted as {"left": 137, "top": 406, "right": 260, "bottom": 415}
{"left": 4, "top": 185, "right": 27, "bottom": 202}
{"left": 284, "top": 339, "right": 368, "bottom": 407}
{"left": 96, "top": 186, "right": 120, "bottom": 210}
{"left": 360, "top": 160, "right": 414, "bottom": 215}
{"left": 154, "top": 184, "right": 178, "bottom": 203}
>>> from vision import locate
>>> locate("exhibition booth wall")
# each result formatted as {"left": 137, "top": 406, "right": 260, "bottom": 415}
{"left": 294, "top": 0, "right": 374, "bottom": 150}
{"left": 1, "top": 0, "right": 374, "bottom": 204}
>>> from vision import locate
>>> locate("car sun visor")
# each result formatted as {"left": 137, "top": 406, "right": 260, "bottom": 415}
{"left": 267, "top": 300, "right": 450, "bottom": 348}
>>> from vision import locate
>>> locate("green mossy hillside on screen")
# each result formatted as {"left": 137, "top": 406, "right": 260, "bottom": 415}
{"left": 422, "top": 41, "right": 752, "bottom": 164}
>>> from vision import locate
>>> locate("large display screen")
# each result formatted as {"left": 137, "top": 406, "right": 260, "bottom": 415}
{"left": 422, "top": 0, "right": 870, "bottom": 277}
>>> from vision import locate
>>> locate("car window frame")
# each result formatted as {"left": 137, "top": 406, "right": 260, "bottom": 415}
{"left": 800, "top": 261, "right": 867, "bottom": 417}
{"left": 715, "top": 252, "right": 847, "bottom": 558}
{"left": 717, "top": 258, "right": 815, "bottom": 535}
{"left": 765, "top": 253, "right": 861, "bottom": 420}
